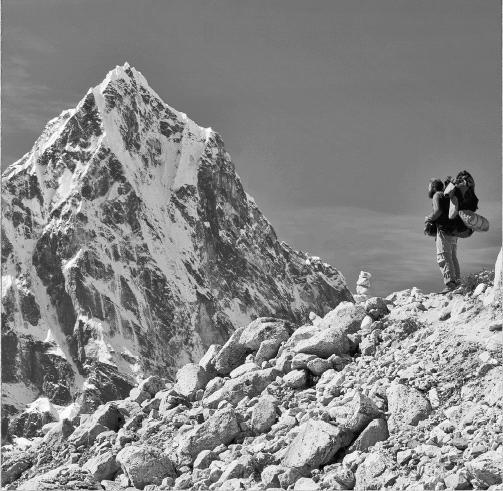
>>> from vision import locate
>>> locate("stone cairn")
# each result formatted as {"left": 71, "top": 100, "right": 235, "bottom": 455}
{"left": 354, "top": 271, "right": 372, "bottom": 303}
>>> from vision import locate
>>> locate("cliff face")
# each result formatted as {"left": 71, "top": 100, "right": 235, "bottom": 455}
{"left": 1, "top": 63, "right": 352, "bottom": 415}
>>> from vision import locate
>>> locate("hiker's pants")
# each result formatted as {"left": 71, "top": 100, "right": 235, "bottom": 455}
{"left": 436, "top": 230, "right": 460, "bottom": 285}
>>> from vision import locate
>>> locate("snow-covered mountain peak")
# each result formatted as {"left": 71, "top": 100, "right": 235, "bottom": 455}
{"left": 2, "top": 65, "right": 353, "bottom": 416}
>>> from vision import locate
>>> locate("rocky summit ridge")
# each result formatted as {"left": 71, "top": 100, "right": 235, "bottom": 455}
{"left": 2, "top": 253, "right": 502, "bottom": 490}
{"left": 1, "top": 64, "right": 352, "bottom": 420}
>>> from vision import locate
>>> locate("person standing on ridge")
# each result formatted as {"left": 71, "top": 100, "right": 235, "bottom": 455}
{"left": 425, "top": 178, "right": 460, "bottom": 293}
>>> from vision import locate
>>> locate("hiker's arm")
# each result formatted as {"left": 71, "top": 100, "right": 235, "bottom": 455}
{"left": 426, "top": 193, "right": 442, "bottom": 221}
{"left": 449, "top": 195, "right": 459, "bottom": 219}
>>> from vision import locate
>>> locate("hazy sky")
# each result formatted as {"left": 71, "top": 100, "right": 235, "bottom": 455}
{"left": 2, "top": 0, "right": 501, "bottom": 295}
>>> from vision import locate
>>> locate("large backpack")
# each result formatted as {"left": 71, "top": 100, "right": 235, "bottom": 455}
{"left": 452, "top": 171, "right": 489, "bottom": 233}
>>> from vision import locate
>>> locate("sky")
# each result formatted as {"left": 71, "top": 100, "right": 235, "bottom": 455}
{"left": 2, "top": 0, "right": 502, "bottom": 296}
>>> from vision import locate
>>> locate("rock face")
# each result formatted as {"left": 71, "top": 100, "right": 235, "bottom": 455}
{"left": 1, "top": 63, "right": 352, "bottom": 418}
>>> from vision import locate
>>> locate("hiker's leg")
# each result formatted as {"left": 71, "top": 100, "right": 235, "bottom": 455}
{"left": 451, "top": 238, "right": 460, "bottom": 280}
{"left": 436, "top": 230, "right": 455, "bottom": 285}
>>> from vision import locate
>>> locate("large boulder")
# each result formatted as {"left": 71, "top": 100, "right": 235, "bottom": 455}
{"left": 255, "top": 339, "right": 282, "bottom": 365}
{"left": 212, "top": 326, "right": 248, "bottom": 375}
{"left": 283, "top": 370, "right": 307, "bottom": 389}
{"left": 203, "top": 367, "right": 279, "bottom": 408}
{"left": 364, "top": 297, "right": 389, "bottom": 320}
{"left": 465, "top": 451, "right": 503, "bottom": 487}
{"left": 177, "top": 407, "right": 240, "bottom": 461}
{"left": 282, "top": 420, "right": 352, "bottom": 475}
{"left": 82, "top": 451, "right": 120, "bottom": 481}
{"left": 322, "top": 302, "right": 366, "bottom": 334}
{"left": 218, "top": 455, "right": 255, "bottom": 482}
{"left": 294, "top": 327, "right": 350, "bottom": 358}
{"left": 213, "top": 319, "right": 291, "bottom": 375}
{"left": 175, "top": 363, "right": 212, "bottom": 399}
{"left": 199, "top": 344, "right": 221, "bottom": 373}
{"left": 1, "top": 451, "right": 33, "bottom": 486}
{"left": 386, "top": 383, "right": 432, "bottom": 432}
{"left": 354, "top": 452, "right": 397, "bottom": 489}
{"left": 321, "top": 463, "right": 356, "bottom": 489}
{"left": 16, "top": 464, "right": 100, "bottom": 490}
{"left": 137, "top": 375, "right": 166, "bottom": 397}
{"left": 343, "top": 391, "right": 383, "bottom": 434}
{"left": 348, "top": 418, "right": 389, "bottom": 452}
{"left": 116, "top": 445, "right": 177, "bottom": 489}
{"left": 251, "top": 395, "right": 278, "bottom": 434}
{"left": 69, "top": 402, "right": 125, "bottom": 446}
{"left": 239, "top": 317, "right": 291, "bottom": 350}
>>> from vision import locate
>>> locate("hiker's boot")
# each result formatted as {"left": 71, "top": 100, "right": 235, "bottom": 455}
{"left": 441, "top": 281, "right": 457, "bottom": 294}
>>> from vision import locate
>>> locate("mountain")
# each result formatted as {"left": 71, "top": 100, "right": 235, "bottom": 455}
{"left": 1, "top": 63, "right": 353, "bottom": 418}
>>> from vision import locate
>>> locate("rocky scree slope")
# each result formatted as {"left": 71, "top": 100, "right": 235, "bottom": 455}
{"left": 2, "top": 259, "right": 502, "bottom": 490}
{"left": 1, "top": 63, "right": 352, "bottom": 419}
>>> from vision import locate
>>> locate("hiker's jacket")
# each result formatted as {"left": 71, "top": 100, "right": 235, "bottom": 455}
{"left": 427, "top": 191, "right": 459, "bottom": 234}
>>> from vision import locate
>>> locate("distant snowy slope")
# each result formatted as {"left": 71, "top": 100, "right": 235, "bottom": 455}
{"left": 1, "top": 63, "right": 353, "bottom": 416}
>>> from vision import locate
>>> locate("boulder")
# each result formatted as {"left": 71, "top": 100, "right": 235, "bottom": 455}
{"left": 69, "top": 402, "right": 125, "bottom": 446}
{"left": 202, "top": 377, "right": 225, "bottom": 400}
{"left": 177, "top": 407, "right": 240, "bottom": 460}
{"left": 278, "top": 468, "right": 304, "bottom": 488}
{"left": 213, "top": 326, "right": 248, "bottom": 376}
{"left": 251, "top": 395, "right": 278, "bottom": 434}
{"left": 322, "top": 302, "right": 367, "bottom": 334}
{"left": 229, "top": 362, "right": 260, "bottom": 379}
{"left": 443, "top": 469, "right": 471, "bottom": 490}
{"left": 294, "top": 477, "right": 320, "bottom": 490}
{"left": 364, "top": 297, "right": 389, "bottom": 320}
{"left": 238, "top": 317, "right": 291, "bottom": 351}
{"left": 255, "top": 339, "right": 281, "bottom": 365}
{"left": 175, "top": 363, "right": 212, "bottom": 399}
{"left": 261, "top": 465, "right": 285, "bottom": 488}
{"left": 465, "top": 451, "right": 503, "bottom": 487}
{"left": 344, "top": 391, "right": 383, "bottom": 434}
{"left": 137, "top": 375, "right": 166, "bottom": 397}
{"left": 291, "top": 353, "right": 317, "bottom": 370}
{"left": 360, "top": 315, "right": 374, "bottom": 333}
{"left": 16, "top": 463, "right": 100, "bottom": 490}
{"left": 218, "top": 455, "right": 255, "bottom": 482}
{"left": 82, "top": 451, "right": 120, "bottom": 481}
{"left": 129, "top": 387, "right": 150, "bottom": 404}
{"left": 307, "top": 357, "right": 332, "bottom": 376}
{"left": 194, "top": 449, "right": 218, "bottom": 470}
{"left": 282, "top": 420, "right": 351, "bottom": 475}
{"left": 203, "top": 367, "right": 279, "bottom": 408}
{"left": 347, "top": 418, "right": 389, "bottom": 452}
{"left": 321, "top": 463, "right": 355, "bottom": 489}
{"left": 199, "top": 344, "right": 221, "bottom": 373}
{"left": 283, "top": 370, "right": 307, "bottom": 389}
{"left": 294, "top": 327, "right": 350, "bottom": 358}
{"left": 1, "top": 451, "right": 33, "bottom": 486}
{"left": 354, "top": 451, "right": 397, "bottom": 490}
{"left": 213, "top": 319, "right": 291, "bottom": 375}
{"left": 386, "top": 382, "right": 432, "bottom": 432}
{"left": 116, "top": 444, "right": 177, "bottom": 489}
